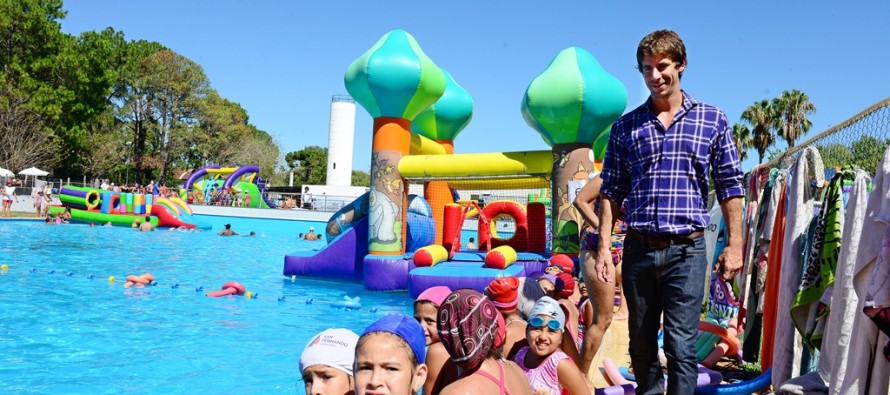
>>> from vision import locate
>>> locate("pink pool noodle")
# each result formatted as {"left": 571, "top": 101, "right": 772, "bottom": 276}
{"left": 206, "top": 281, "right": 246, "bottom": 297}
{"left": 602, "top": 357, "right": 633, "bottom": 386}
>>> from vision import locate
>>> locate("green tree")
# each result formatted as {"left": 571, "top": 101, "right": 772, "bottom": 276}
{"left": 774, "top": 90, "right": 816, "bottom": 149}
{"left": 112, "top": 39, "right": 166, "bottom": 184}
{"left": 731, "top": 123, "right": 752, "bottom": 162}
{"left": 0, "top": 0, "right": 69, "bottom": 172}
{"left": 850, "top": 135, "right": 885, "bottom": 175}
{"left": 285, "top": 146, "right": 327, "bottom": 185}
{"left": 351, "top": 170, "right": 371, "bottom": 186}
{"left": 741, "top": 99, "right": 777, "bottom": 163}
{"left": 141, "top": 49, "right": 210, "bottom": 183}
{"left": 229, "top": 128, "right": 281, "bottom": 183}
{"left": 188, "top": 90, "right": 253, "bottom": 168}
{"left": 815, "top": 143, "right": 854, "bottom": 170}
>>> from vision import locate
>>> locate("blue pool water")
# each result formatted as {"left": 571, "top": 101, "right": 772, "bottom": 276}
{"left": 0, "top": 219, "right": 412, "bottom": 394}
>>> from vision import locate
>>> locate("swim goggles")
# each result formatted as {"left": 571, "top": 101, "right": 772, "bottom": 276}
{"left": 528, "top": 316, "right": 562, "bottom": 331}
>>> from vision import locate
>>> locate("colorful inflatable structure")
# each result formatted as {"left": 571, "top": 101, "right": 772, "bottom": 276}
{"left": 283, "top": 30, "right": 627, "bottom": 296}
{"left": 50, "top": 185, "right": 210, "bottom": 229}
{"left": 184, "top": 165, "right": 276, "bottom": 208}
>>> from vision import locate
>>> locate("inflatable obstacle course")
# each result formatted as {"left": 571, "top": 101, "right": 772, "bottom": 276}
{"left": 184, "top": 165, "right": 276, "bottom": 209}
{"left": 52, "top": 186, "right": 209, "bottom": 229}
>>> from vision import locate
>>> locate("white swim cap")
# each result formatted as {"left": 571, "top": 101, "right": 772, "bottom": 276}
{"left": 528, "top": 296, "right": 566, "bottom": 330}
{"left": 309, "top": 226, "right": 315, "bottom": 231}
{"left": 299, "top": 328, "right": 359, "bottom": 376}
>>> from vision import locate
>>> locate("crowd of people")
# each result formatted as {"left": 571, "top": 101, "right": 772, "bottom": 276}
{"left": 300, "top": 265, "right": 623, "bottom": 395}
{"left": 298, "top": 28, "right": 745, "bottom": 395}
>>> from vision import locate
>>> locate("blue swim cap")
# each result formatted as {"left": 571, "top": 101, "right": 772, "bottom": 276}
{"left": 362, "top": 314, "right": 426, "bottom": 364}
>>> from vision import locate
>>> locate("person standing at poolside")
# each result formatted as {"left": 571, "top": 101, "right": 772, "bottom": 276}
{"left": 590, "top": 30, "right": 744, "bottom": 394}
{"left": 1, "top": 180, "right": 16, "bottom": 218}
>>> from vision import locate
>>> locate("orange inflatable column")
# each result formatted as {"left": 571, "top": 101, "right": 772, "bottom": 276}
{"left": 424, "top": 139, "right": 454, "bottom": 245}
{"left": 369, "top": 118, "right": 411, "bottom": 255}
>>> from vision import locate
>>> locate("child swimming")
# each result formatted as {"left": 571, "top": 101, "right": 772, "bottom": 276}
{"left": 513, "top": 296, "right": 589, "bottom": 395}
{"left": 354, "top": 314, "right": 428, "bottom": 395}
{"left": 300, "top": 328, "right": 359, "bottom": 395}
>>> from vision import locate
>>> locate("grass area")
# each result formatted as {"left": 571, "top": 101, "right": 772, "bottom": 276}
{"left": 3, "top": 210, "right": 44, "bottom": 219}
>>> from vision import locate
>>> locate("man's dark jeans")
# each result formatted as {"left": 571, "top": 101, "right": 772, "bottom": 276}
{"left": 622, "top": 232, "right": 708, "bottom": 395}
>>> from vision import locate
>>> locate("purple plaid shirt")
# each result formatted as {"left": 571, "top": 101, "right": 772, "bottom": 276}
{"left": 599, "top": 91, "right": 744, "bottom": 236}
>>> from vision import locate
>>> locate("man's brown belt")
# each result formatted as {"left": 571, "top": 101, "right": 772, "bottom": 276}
{"left": 626, "top": 229, "right": 704, "bottom": 249}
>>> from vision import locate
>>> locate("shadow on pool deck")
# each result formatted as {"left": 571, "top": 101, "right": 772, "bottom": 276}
{"left": 590, "top": 315, "right": 632, "bottom": 388}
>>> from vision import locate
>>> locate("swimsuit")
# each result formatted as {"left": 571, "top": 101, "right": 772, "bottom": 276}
{"left": 576, "top": 298, "right": 590, "bottom": 348}
{"left": 466, "top": 359, "right": 511, "bottom": 395}
{"left": 580, "top": 228, "right": 598, "bottom": 251}
{"left": 515, "top": 347, "right": 571, "bottom": 395}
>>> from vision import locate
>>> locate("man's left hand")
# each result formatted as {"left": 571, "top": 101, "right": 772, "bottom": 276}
{"left": 714, "top": 245, "right": 743, "bottom": 281}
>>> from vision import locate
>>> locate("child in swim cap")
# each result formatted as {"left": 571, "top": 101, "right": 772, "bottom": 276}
{"left": 414, "top": 286, "right": 451, "bottom": 347}
{"left": 437, "top": 289, "right": 533, "bottom": 395}
{"left": 413, "top": 286, "right": 454, "bottom": 395}
{"left": 300, "top": 328, "right": 359, "bottom": 395}
{"left": 354, "top": 314, "right": 427, "bottom": 395}
{"left": 514, "top": 296, "right": 589, "bottom": 395}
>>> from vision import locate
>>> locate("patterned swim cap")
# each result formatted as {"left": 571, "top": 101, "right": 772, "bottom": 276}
{"left": 437, "top": 289, "right": 500, "bottom": 371}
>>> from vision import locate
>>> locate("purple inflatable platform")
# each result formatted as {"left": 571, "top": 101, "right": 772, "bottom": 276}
{"left": 283, "top": 217, "right": 368, "bottom": 282}
{"left": 407, "top": 251, "right": 549, "bottom": 298}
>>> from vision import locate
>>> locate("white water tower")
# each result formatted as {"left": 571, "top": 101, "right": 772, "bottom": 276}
{"left": 326, "top": 95, "right": 356, "bottom": 186}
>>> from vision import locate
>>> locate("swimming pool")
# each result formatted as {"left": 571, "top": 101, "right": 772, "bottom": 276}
{"left": 0, "top": 220, "right": 411, "bottom": 394}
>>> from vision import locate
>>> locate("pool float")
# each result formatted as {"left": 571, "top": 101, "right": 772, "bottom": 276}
{"left": 330, "top": 295, "right": 362, "bottom": 310}
{"left": 597, "top": 357, "right": 636, "bottom": 395}
{"left": 694, "top": 368, "right": 772, "bottom": 395}
{"left": 206, "top": 281, "right": 246, "bottom": 297}
{"left": 124, "top": 272, "right": 155, "bottom": 288}
{"left": 698, "top": 321, "right": 741, "bottom": 359}
{"left": 618, "top": 365, "right": 722, "bottom": 387}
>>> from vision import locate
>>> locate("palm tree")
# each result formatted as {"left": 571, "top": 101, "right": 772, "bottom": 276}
{"left": 741, "top": 99, "right": 777, "bottom": 164}
{"left": 731, "top": 123, "right": 752, "bottom": 162}
{"left": 773, "top": 89, "right": 816, "bottom": 149}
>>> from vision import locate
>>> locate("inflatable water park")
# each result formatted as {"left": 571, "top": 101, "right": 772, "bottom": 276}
{"left": 183, "top": 165, "right": 277, "bottom": 209}
{"left": 48, "top": 185, "right": 210, "bottom": 229}
{"left": 283, "top": 29, "right": 625, "bottom": 296}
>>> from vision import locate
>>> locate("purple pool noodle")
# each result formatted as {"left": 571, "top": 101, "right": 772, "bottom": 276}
{"left": 594, "top": 383, "right": 635, "bottom": 395}
{"left": 60, "top": 187, "right": 88, "bottom": 198}
{"left": 694, "top": 367, "right": 772, "bottom": 395}
{"left": 697, "top": 365, "right": 723, "bottom": 386}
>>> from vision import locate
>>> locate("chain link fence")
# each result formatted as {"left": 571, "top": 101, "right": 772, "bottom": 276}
{"left": 767, "top": 97, "right": 890, "bottom": 176}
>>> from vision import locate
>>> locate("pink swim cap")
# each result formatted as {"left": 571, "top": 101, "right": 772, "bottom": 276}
{"left": 416, "top": 285, "right": 452, "bottom": 307}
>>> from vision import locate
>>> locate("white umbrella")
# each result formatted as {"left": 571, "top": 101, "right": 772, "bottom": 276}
{"left": 18, "top": 167, "right": 49, "bottom": 177}
{"left": 18, "top": 167, "right": 50, "bottom": 190}
{"left": 0, "top": 167, "right": 13, "bottom": 177}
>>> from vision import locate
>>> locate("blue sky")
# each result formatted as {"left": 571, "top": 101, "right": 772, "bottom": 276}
{"left": 61, "top": 1, "right": 889, "bottom": 173}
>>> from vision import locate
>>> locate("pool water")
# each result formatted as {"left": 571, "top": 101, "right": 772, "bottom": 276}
{"left": 0, "top": 220, "right": 411, "bottom": 394}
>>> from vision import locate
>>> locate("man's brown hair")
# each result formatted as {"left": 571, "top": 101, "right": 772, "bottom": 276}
{"left": 636, "top": 30, "right": 687, "bottom": 79}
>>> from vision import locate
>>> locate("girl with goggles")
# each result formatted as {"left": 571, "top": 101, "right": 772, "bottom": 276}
{"left": 513, "top": 297, "right": 591, "bottom": 395}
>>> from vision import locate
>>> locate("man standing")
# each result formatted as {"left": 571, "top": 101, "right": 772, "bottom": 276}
{"left": 302, "top": 186, "right": 313, "bottom": 210}
{"left": 590, "top": 30, "right": 743, "bottom": 394}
